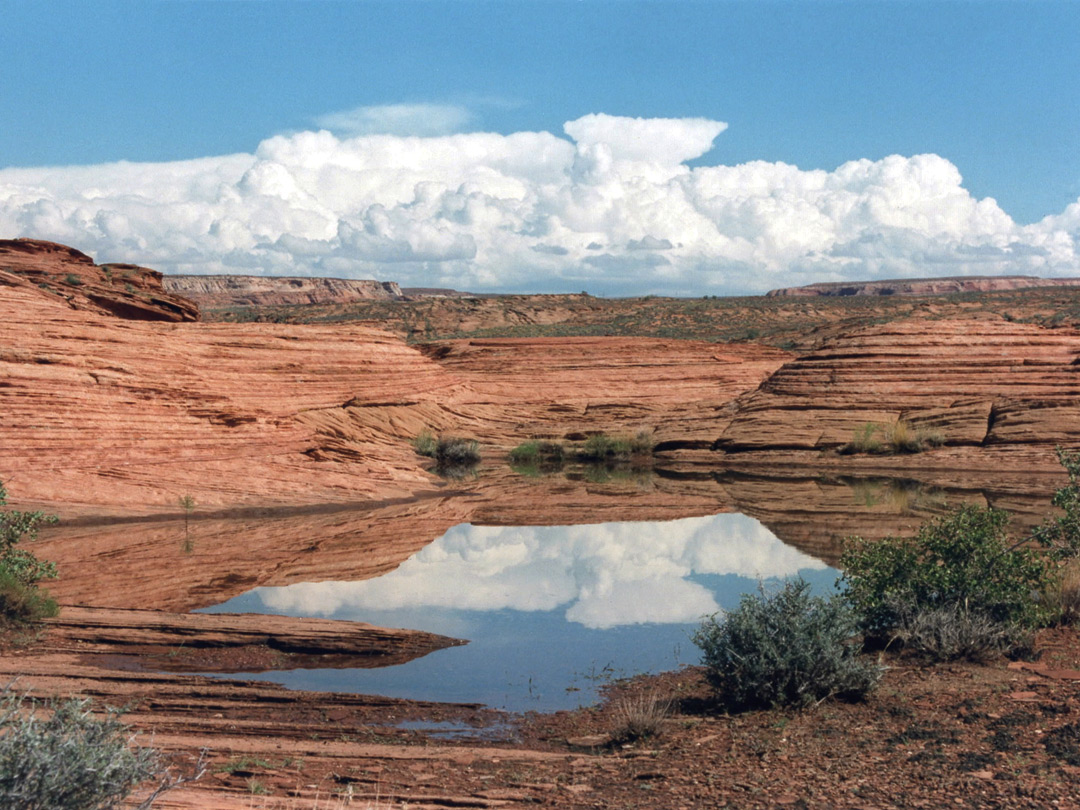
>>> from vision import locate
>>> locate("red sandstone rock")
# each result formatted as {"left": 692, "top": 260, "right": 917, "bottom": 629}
{"left": 719, "top": 318, "right": 1080, "bottom": 458}
{"left": 0, "top": 238, "right": 199, "bottom": 322}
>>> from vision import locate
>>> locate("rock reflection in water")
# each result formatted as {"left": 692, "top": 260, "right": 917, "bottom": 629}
{"left": 207, "top": 513, "right": 835, "bottom": 711}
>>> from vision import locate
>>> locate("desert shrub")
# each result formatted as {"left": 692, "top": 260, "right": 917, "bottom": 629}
{"left": 577, "top": 433, "right": 625, "bottom": 461}
{"left": 63, "top": 274, "right": 84, "bottom": 287}
{"left": 575, "top": 431, "right": 654, "bottom": 463}
{"left": 1032, "top": 447, "right": 1080, "bottom": 561}
{"left": 0, "top": 482, "right": 58, "bottom": 628}
{"left": 692, "top": 578, "right": 881, "bottom": 712}
{"left": 0, "top": 687, "right": 162, "bottom": 810}
{"left": 840, "top": 420, "right": 943, "bottom": 455}
{"left": 509, "top": 440, "right": 564, "bottom": 464}
{"left": 410, "top": 429, "right": 437, "bottom": 458}
{"left": 889, "top": 601, "right": 1029, "bottom": 662}
{"left": 845, "top": 422, "right": 882, "bottom": 454}
{"left": 840, "top": 505, "right": 1050, "bottom": 644}
{"left": 434, "top": 436, "right": 480, "bottom": 467}
{"left": 1045, "top": 558, "right": 1080, "bottom": 626}
{"left": 609, "top": 690, "right": 672, "bottom": 743}
{"left": 0, "top": 569, "right": 58, "bottom": 629}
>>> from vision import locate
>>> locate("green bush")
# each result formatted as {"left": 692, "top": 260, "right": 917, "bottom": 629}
{"left": 1032, "top": 447, "right": 1080, "bottom": 561}
{"left": 575, "top": 431, "right": 654, "bottom": 463}
{"left": 692, "top": 578, "right": 881, "bottom": 712}
{"left": 0, "top": 688, "right": 162, "bottom": 810}
{"left": 411, "top": 429, "right": 438, "bottom": 458}
{"left": 840, "top": 505, "right": 1050, "bottom": 644}
{"left": 0, "top": 569, "right": 58, "bottom": 629}
{"left": 0, "top": 482, "right": 58, "bottom": 628}
{"left": 509, "top": 440, "right": 565, "bottom": 464}
{"left": 434, "top": 436, "right": 480, "bottom": 468}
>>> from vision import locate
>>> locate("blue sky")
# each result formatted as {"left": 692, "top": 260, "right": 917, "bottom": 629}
{"left": 2, "top": 1, "right": 1079, "bottom": 295}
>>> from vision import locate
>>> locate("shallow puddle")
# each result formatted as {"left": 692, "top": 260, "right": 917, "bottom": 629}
{"left": 203, "top": 512, "right": 837, "bottom": 712}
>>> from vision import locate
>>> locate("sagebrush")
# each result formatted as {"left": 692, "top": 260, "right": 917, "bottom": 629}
{"left": 0, "top": 687, "right": 161, "bottom": 810}
{"left": 692, "top": 578, "right": 881, "bottom": 712}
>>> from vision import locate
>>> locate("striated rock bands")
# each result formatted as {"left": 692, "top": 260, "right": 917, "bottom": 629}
{"left": 719, "top": 318, "right": 1080, "bottom": 454}
{"left": 767, "top": 275, "right": 1080, "bottom": 297}
{"left": 163, "top": 274, "right": 403, "bottom": 308}
{"left": 0, "top": 238, "right": 199, "bottom": 322}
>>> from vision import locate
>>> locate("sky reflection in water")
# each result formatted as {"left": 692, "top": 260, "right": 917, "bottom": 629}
{"left": 206, "top": 512, "right": 837, "bottom": 712}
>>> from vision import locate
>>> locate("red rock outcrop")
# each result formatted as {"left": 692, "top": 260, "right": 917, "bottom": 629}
{"left": 0, "top": 238, "right": 199, "bottom": 322}
{"left": 0, "top": 278, "right": 464, "bottom": 511}
{"left": 767, "top": 275, "right": 1080, "bottom": 297}
{"left": 718, "top": 318, "right": 1080, "bottom": 471}
{"left": 162, "top": 274, "right": 402, "bottom": 308}
{"left": 46, "top": 606, "right": 463, "bottom": 672}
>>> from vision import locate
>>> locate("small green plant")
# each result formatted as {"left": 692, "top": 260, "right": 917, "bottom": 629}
{"left": 411, "top": 429, "right": 437, "bottom": 458}
{"left": 0, "top": 687, "right": 163, "bottom": 810}
{"left": 693, "top": 578, "right": 881, "bottom": 712}
{"left": 0, "top": 481, "right": 58, "bottom": 629}
{"left": 246, "top": 777, "right": 270, "bottom": 795}
{"left": 841, "top": 505, "right": 1050, "bottom": 648}
{"left": 840, "top": 420, "right": 944, "bottom": 455}
{"left": 63, "top": 274, "right": 84, "bottom": 286}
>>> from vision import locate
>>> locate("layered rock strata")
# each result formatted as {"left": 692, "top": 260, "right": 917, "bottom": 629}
{"left": 163, "top": 274, "right": 402, "bottom": 308}
{"left": 718, "top": 318, "right": 1080, "bottom": 470}
{"left": 45, "top": 606, "right": 463, "bottom": 672}
{"left": 0, "top": 238, "right": 199, "bottom": 322}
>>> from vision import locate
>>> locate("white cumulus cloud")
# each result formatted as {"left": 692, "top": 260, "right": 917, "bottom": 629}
{"left": 1, "top": 112, "right": 1078, "bottom": 294}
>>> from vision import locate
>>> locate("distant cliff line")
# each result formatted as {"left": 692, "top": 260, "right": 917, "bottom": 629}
{"left": 162, "top": 274, "right": 405, "bottom": 308}
{"left": 767, "top": 275, "right": 1080, "bottom": 297}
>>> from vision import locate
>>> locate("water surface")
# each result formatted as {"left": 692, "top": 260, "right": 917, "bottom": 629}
{"left": 206, "top": 512, "right": 837, "bottom": 712}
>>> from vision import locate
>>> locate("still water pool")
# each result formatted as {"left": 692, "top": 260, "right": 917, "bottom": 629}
{"left": 203, "top": 512, "right": 837, "bottom": 712}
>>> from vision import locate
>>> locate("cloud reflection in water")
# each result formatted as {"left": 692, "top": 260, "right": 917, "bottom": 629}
{"left": 255, "top": 513, "right": 827, "bottom": 629}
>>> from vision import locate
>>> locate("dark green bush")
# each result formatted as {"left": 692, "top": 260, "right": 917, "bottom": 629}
{"left": 0, "top": 569, "right": 58, "bottom": 629}
{"left": 434, "top": 436, "right": 480, "bottom": 467}
{"left": 840, "top": 505, "right": 1050, "bottom": 644}
{"left": 692, "top": 578, "right": 881, "bottom": 712}
{"left": 0, "top": 688, "right": 161, "bottom": 810}
{"left": 1033, "top": 447, "right": 1080, "bottom": 562}
{"left": 509, "top": 440, "right": 565, "bottom": 464}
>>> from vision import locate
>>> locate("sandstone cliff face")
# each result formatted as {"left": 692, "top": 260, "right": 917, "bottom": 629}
{"left": 718, "top": 318, "right": 1080, "bottom": 468}
{"left": 0, "top": 279, "right": 463, "bottom": 511}
{"left": 0, "top": 238, "right": 199, "bottom": 322}
{"left": 163, "top": 274, "right": 403, "bottom": 308}
{"left": 767, "top": 275, "right": 1080, "bottom": 297}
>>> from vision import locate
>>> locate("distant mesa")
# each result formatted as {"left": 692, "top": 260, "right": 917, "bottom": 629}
{"left": 0, "top": 238, "right": 199, "bottom": 322}
{"left": 766, "top": 275, "right": 1080, "bottom": 297}
{"left": 163, "top": 274, "right": 404, "bottom": 309}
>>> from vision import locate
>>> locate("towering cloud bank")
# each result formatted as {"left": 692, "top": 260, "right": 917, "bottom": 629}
{"left": 2, "top": 114, "right": 1077, "bottom": 294}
